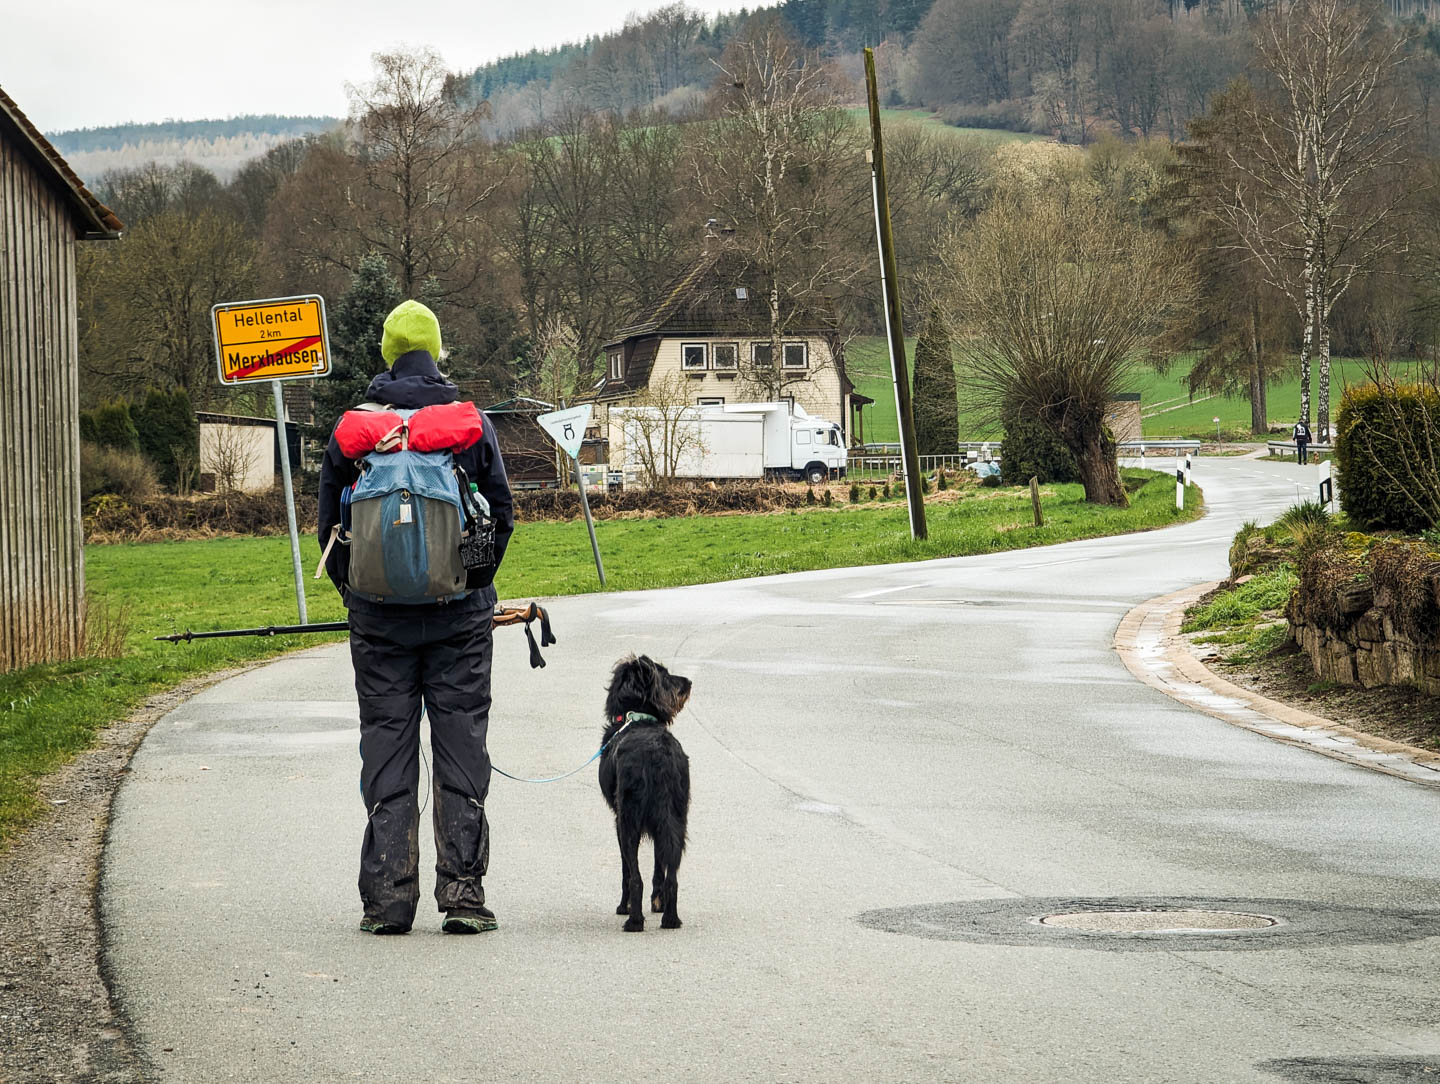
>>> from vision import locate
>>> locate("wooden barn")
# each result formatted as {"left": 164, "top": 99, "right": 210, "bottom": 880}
{"left": 0, "top": 87, "right": 123, "bottom": 672}
{"left": 484, "top": 397, "right": 562, "bottom": 489}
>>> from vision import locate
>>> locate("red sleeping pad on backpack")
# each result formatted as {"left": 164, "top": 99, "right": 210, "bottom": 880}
{"left": 335, "top": 401, "right": 485, "bottom": 457}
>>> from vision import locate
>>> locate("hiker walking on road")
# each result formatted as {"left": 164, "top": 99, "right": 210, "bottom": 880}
{"left": 317, "top": 300, "right": 514, "bottom": 936}
{"left": 1293, "top": 419, "right": 1312, "bottom": 465}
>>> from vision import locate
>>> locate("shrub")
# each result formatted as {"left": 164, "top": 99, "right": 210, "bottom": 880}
{"left": 868, "top": 485, "right": 878, "bottom": 500}
{"left": 981, "top": 473, "right": 1003, "bottom": 488}
{"left": 80, "top": 441, "right": 157, "bottom": 503}
{"left": 806, "top": 486, "right": 816, "bottom": 505}
{"left": 849, "top": 482, "right": 860, "bottom": 503}
{"left": 938, "top": 99, "right": 1032, "bottom": 131}
{"left": 1334, "top": 381, "right": 1440, "bottom": 532}
{"left": 882, "top": 482, "right": 891, "bottom": 499}
{"left": 937, "top": 471, "right": 949, "bottom": 491}
{"left": 1000, "top": 411, "right": 1080, "bottom": 486}
{"left": 133, "top": 387, "right": 199, "bottom": 491}
{"left": 81, "top": 401, "right": 140, "bottom": 453}
{"left": 822, "top": 488, "right": 833, "bottom": 506}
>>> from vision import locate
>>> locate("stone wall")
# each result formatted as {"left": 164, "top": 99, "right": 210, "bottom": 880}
{"left": 1290, "top": 580, "right": 1440, "bottom": 694}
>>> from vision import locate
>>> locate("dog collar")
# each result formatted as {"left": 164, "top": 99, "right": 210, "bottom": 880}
{"left": 617, "top": 711, "right": 659, "bottom": 725}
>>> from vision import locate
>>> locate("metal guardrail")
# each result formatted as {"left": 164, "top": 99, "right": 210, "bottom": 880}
{"left": 1117, "top": 439, "right": 1202, "bottom": 455}
{"left": 1267, "top": 440, "right": 1334, "bottom": 457}
{"left": 846, "top": 451, "right": 991, "bottom": 479}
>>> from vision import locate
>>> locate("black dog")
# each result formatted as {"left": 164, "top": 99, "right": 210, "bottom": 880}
{"left": 599, "top": 655, "right": 692, "bottom": 932}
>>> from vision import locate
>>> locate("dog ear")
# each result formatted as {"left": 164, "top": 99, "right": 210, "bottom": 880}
{"left": 605, "top": 654, "right": 654, "bottom": 717}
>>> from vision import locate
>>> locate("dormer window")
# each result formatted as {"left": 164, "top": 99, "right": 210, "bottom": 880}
{"left": 608, "top": 351, "right": 624, "bottom": 381}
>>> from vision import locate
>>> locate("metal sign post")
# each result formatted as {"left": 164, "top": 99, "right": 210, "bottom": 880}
{"left": 272, "top": 381, "right": 307, "bottom": 623}
{"left": 536, "top": 405, "right": 605, "bottom": 587}
{"left": 211, "top": 294, "right": 332, "bottom": 623}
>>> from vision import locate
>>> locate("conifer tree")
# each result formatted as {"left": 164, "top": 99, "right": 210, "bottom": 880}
{"left": 134, "top": 388, "right": 199, "bottom": 489}
{"left": 309, "top": 254, "right": 402, "bottom": 440}
{"left": 911, "top": 305, "right": 959, "bottom": 456}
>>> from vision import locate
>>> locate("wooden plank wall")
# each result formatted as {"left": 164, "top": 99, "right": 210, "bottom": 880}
{"left": 0, "top": 136, "right": 84, "bottom": 672}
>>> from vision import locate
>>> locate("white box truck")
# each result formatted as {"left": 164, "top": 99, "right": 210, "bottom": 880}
{"left": 610, "top": 402, "right": 846, "bottom": 485}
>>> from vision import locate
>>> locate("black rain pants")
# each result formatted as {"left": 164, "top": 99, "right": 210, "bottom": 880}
{"left": 349, "top": 602, "right": 493, "bottom": 928}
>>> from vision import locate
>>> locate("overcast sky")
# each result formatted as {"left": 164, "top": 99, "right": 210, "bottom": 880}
{"left": 2, "top": 0, "right": 743, "bottom": 133}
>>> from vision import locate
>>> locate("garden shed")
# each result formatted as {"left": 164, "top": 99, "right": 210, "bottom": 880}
{"left": 0, "top": 86, "right": 122, "bottom": 672}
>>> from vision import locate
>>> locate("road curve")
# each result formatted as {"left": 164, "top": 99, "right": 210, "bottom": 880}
{"left": 103, "top": 457, "right": 1440, "bottom": 1083}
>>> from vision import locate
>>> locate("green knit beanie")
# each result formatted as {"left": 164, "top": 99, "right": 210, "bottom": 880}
{"left": 380, "top": 300, "right": 442, "bottom": 366}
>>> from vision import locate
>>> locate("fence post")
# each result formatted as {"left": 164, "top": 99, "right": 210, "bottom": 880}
{"left": 1029, "top": 476, "right": 1043, "bottom": 527}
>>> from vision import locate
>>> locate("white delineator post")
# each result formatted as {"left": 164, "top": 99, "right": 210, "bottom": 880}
{"left": 1176, "top": 458, "right": 1184, "bottom": 511}
{"left": 272, "top": 380, "right": 308, "bottom": 623}
{"left": 1184, "top": 452, "right": 1193, "bottom": 486}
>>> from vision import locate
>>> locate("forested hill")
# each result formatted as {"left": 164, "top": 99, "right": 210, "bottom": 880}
{"left": 463, "top": 0, "right": 1440, "bottom": 143}
{"left": 47, "top": 115, "right": 337, "bottom": 154}
{"left": 462, "top": 0, "right": 932, "bottom": 136}
{"left": 46, "top": 115, "right": 338, "bottom": 182}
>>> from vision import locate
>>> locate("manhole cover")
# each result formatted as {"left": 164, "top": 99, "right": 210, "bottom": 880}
{"left": 855, "top": 896, "right": 1440, "bottom": 952}
{"left": 1035, "top": 909, "right": 1279, "bottom": 933}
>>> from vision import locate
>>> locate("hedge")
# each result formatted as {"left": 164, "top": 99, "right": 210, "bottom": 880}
{"left": 1334, "top": 382, "right": 1440, "bottom": 532}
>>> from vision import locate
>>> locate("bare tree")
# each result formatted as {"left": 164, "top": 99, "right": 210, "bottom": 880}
{"left": 689, "top": 22, "right": 871, "bottom": 403}
{"left": 616, "top": 373, "right": 710, "bottom": 487}
{"left": 942, "top": 194, "right": 1196, "bottom": 505}
{"left": 79, "top": 209, "right": 257, "bottom": 406}
{"left": 1200, "top": 0, "right": 1414, "bottom": 440}
{"left": 345, "top": 48, "right": 504, "bottom": 296}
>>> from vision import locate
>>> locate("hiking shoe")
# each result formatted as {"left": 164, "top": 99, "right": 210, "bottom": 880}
{"left": 442, "top": 906, "right": 498, "bottom": 934}
{"left": 360, "top": 917, "right": 411, "bottom": 935}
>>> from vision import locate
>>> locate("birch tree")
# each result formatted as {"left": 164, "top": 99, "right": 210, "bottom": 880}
{"left": 1201, "top": 0, "right": 1412, "bottom": 440}
{"left": 688, "top": 21, "right": 870, "bottom": 404}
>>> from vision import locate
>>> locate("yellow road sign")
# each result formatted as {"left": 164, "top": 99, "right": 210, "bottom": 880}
{"left": 212, "top": 295, "right": 331, "bottom": 385}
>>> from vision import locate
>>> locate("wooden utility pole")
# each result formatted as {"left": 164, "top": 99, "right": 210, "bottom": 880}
{"left": 864, "top": 48, "right": 927, "bottom": 541}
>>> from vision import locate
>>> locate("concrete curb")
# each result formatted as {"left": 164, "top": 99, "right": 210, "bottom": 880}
{"left": 1114, "top": 581, "right": 1440, "bottom": 788}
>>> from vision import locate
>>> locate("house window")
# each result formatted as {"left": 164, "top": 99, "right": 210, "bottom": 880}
{"left": 608, "top": 351, "right": 624, "bottom": 381}
{"left": 783, "top": 342, "right": 808, "bottom": 369}
{"left": 712, "top": 342, "right": 739, "bottom": 370}
{"left": 751, "top": 342, "right": 774, "bottom": 368}
{"left": 697, "top": 396, "right": 725, "bottom": 407}
{"left": 682, "top": 343, "right": 708, "bottom": 371}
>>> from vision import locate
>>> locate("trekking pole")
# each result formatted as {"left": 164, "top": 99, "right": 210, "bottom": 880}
{"left": 154, "top": 605, "right": 558, "bottom": 667}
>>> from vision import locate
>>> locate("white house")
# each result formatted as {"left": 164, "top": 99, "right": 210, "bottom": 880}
{"left": 583, "top": 242, "right": 872, "bottom": 447}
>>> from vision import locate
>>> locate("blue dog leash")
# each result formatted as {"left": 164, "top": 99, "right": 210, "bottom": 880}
{"left": 491, "top": 711, "right": 658, "bottom": 783}
{"left": 414, "top": 709, "right": 658, "bottom": 801}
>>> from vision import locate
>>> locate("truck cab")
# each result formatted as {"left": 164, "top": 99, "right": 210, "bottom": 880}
{"left": 786, "top": 410, "right": 847, "bottom": 484}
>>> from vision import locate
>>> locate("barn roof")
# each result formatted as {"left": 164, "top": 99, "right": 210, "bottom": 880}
{"left": 0, "top": 86, "right": 123, "bottom": 238}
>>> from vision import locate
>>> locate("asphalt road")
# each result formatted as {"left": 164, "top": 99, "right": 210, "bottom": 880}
{"left": 103, "top": 457, "right": 1440, "bottom": 1083}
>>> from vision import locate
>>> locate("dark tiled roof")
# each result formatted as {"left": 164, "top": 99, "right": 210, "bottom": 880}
{"left": 604, "top": 245, "right": 835, "bottom": 348}
{"left": 0, "top": 85, "right": 123, "bottom": 237}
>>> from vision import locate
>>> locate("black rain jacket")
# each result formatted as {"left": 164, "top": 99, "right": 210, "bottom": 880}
{"left": 317, "top": 350, "right": 514, "bottom": 616}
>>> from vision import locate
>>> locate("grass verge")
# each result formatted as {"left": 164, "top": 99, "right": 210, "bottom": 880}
{"left": 1, "top": 470, "right": 1197, "bottom": 847}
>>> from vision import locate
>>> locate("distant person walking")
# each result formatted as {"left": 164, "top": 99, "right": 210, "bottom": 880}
{"left": 1293, "top": 419, "right": 1312, "bottom": 465}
